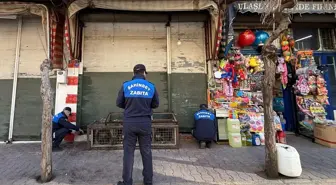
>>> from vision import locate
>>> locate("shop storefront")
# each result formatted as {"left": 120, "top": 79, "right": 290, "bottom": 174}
{"left": 54, "top": 0, "right": 221, "bottom": 132}
{"left": 0, "top": 3, "right": 52, "bottom": 142}
{"left": 209, "top": 1, "right": 336, "bottom": 147}
{"left": 79, "top": 13, "right": 209, "bottom": 132}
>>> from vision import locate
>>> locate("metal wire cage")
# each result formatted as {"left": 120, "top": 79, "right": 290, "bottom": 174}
{"left": 87, "top": 112, "right": 179, "bottom": 149}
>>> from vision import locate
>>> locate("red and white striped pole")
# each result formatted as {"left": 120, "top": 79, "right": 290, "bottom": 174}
{"left": 64, "top": 15, "right": 79, "bottom": 125}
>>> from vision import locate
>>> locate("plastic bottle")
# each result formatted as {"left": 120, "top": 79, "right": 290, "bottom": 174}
{"left": 277, "top": 131, "right": 287, "bottom": 144}
{"left": 246, "top": 132, "right": 252, "bottom": 146}
{"left": 241, "top": 132, "right": 247, "bottom": 146}
{"left": 259, "top": 133, "right": 265, "bottom": 145}
{"left": 228, "top": 133, "right": 242, "bottom": 148}
{"left": 279, "top": 113, "right": 286, "bottom": 131}
{"left": 252, "top": 133, "right": 261, "bottom": 146}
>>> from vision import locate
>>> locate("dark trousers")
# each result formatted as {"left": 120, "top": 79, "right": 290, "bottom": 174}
{"left": 122, "top": 122, "right": 153, "bottom": 185}
{"left": 192, "top": 129, "right": 214, "bottom": 141}
{"left": 52, "top": 128, "right": 70, "bottom": 147}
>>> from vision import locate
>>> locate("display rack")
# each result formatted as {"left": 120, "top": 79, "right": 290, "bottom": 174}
{"left": 293, "top": 50, "right": 329, "bottom": 140}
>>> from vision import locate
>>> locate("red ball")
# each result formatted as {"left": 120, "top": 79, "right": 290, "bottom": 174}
{"left": 238, "top": 30, "right": 256, "bottom": 47}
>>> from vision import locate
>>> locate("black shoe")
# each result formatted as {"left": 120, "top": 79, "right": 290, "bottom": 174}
{"left": 117, "top": 181, "right": 125, "bottom": 185}
{"left": 199, "top": 141, "right": 206, "bottom": 149}
{"left": 206, "top": 141, "right": 212, "bottom": 148}
{"left": 52, "top": 146, "right": 63, "bottom": 152}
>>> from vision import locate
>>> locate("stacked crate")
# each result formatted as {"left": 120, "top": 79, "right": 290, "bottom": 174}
{"left": 227, "top": 118, "right": 242, "bottom": 148}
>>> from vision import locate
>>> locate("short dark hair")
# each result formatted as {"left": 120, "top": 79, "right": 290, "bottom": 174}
{"left": 64, "top": 107, "right": 71, "bottom": 112}
{"left": 63, "top": 107, "right": 72, "bottom": 115}
{"left": 200, "top": 104, "right": 208, "bottom": 109}
{"left": 133, "top": 64, "right": 148, "bottom": 74}
{"left": 134, "top": 69, "right": 146, "bottom": 75}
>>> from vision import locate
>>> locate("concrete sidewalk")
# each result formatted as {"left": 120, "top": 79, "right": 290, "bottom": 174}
{"left": 0, "top": 135, "right": 336, "bottom": 185}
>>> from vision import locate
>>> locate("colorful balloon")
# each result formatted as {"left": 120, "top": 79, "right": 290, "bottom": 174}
{"left": 253, "top": 30, "right": 269, "bottom": 46}
{"left": 238, "top": 30, "right": 256, "bottom": 47}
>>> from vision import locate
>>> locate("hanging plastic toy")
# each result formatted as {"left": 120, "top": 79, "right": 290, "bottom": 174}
{"left": 277, "top": 57, "right": 288, "bottom": 88}
{"left": 248, "top": 56, "right": 260, "bottom": 73}
{"left": 219, "top": 59, "right": 227, "bottom": 70}
{"left": 237, "top": 68, "right": 247, "bottom": 80}
{"left": 222, "top": 63, "right": 235, "bottom": 97}
{"left": 280, "top": 29, "right": 294, "bottom": 62}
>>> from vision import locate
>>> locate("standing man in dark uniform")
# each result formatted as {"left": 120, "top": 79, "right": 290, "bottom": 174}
{"left": 116, "top": 64, "right": 159, "bottom": 185}
{"left": 193, "top": 104, "right": 216, "bottom": 149}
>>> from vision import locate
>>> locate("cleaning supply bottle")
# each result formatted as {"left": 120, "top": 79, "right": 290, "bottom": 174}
{"left": 259, "top": 133, "right": 265, "bottom": 145}
{"left": 277, "top": 131, "right": 287, "bottom": 144}
{"left": 241, "top": 132, "right": 247, "bottom": 146}
{"left": 252, "top": 133, "right": 261, "bottom": 146}
{"left": 246, "top": 132, "right": 252, "bottom": 146}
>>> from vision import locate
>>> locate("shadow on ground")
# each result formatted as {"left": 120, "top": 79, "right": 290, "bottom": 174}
{"left": 0, "top": 135, "right": 335, "bottom": 185}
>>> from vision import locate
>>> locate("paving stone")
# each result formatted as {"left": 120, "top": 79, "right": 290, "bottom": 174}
{"left": 0, "top": 135, "right": 335, "bottom": 185}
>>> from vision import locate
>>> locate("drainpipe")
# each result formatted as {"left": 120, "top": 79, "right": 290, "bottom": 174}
{"left": 166, "top": 18, "right": 172, "bottom": 112}
{"left": 46, "top": 7, "right": 50, "bottom": 59}
{"left": 8, "top": 16, "right": 22, "bottom": 142}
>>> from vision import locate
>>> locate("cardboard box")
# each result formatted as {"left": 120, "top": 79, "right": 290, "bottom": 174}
{"left": 314, "top": 124, "right": 336, "bottom": 148}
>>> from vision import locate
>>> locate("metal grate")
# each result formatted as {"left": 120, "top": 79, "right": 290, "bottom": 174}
{"left": 93, "top": 128, "right": 123, "bottom": 146}
{"left": 320, "top": 28, "right": 336, "bottom": 50}
{"left": 87, "top": 113, "right": 179, "bottom": 150}
{"left": 152, "top": 126, "right": 177, "bottom": 146}
{"left": 88, "top": 123, "right": 123, "bottom": 149}
{"left": 153, "top": 128, "right": 173, "bottom": 144}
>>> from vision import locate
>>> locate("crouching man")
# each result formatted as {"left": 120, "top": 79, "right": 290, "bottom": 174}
{"left": 52, "top": 107, "right": 83, "bottom": 151}
{"left": 193, "top": 104, "right": 216, "bottom": 149}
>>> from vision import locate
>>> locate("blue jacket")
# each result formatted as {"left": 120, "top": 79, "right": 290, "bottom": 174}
{"left": 52, "top": 112, "right": 80, "bottom": 132}
{"left": 193, "top": 109, "right": 216, "bottom": 141}
{"left": 116, "top": 75, "right": 159, "bottom": 123}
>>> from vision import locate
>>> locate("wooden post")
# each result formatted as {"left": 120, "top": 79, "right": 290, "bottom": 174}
{"left": 261, "top": 15, "right": 290, "bottom": 177}
{"left": 262, "top": 45, "right": 279, "bottom": 178}
{"left": 259, "top": 0, "right": 297, "bottom": 178}
{"left": 40, "top": 59, "right": 54, "bottom": 182}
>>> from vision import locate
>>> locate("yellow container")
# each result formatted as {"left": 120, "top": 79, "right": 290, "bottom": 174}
{"left": 228, "top": 133, "right": 242, "bottom": 148}
{"left": 227, "top": 118, "right": 241, "bottom": 133}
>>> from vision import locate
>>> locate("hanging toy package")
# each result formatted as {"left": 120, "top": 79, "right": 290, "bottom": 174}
{"left": 317, "top": 75, "right": 328, "bottom": 96}
{"left": 295, "top": 75, "right": 310, "bottom": 96}
{"left": 307, "top": 75, "right": 317, "bottom": 94}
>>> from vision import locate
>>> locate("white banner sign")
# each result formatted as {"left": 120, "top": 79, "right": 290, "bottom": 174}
{"left": 235, "top": 1, "right": 336, "bottom": 14}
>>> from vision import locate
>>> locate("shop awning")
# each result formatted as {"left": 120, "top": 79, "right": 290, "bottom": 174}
{"left": 68, "top": 0, "right": 219, "bottom": 18}
{"left": 235, "top": 1, "right": 336, "bottom": 14}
